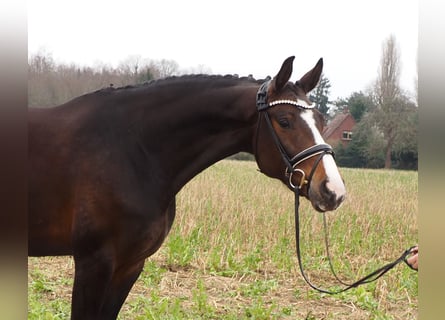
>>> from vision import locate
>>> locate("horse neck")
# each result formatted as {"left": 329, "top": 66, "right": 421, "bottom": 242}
{"left": 136, "top": 79, "right": 259, "bottom": 195}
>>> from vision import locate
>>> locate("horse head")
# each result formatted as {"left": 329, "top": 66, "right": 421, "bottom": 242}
{"left": 254, "top": 56, "right": 346, "bottom": 212}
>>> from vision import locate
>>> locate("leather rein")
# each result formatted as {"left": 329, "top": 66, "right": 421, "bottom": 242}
{"left": 254, "top": 80, "right": 416, "bottom": 294}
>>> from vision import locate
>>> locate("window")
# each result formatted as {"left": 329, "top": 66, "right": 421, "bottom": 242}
{"left": 342, "top": 131, "right": 352, "bottom": 140}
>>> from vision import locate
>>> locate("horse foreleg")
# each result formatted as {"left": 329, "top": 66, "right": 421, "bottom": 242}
{"left": 100, "top": 260, "right": 145, "bottom": 319}
{"left": 71, "top": 247, "right": 114, "bottom": 320}
{"left": 98, "top": 200, "right": 176, "bottom": 318}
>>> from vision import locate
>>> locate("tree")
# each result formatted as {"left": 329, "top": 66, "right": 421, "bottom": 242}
{"left": 136, "top": 66, "right": 155, "bottom": 83}
{"left": 391, "top": 97, "right": 418, "bottom": 169}
{"left": 332, "top": 91, "right": 373, "bottom": 122}
{"left": 28, "top": 51, "right": 185, "bottom": 107}
{"left": 371, "top": 35, "right": 407, "bottom": 168}
{"left": 347, "top": 92, "right": 373, "bottom": 122}
{"left": 151, "top": 59, "right": 180, "bottom": 78}
{"left": 310, "top": 74, "right": 332, "bottom": 118}
{"left": 118, "top": 55, "right": 145, "bottom": 84}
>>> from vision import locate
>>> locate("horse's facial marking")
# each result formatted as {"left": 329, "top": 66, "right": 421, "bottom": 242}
{"left": 300, "top": 110, "right": 346, "bottom": 200}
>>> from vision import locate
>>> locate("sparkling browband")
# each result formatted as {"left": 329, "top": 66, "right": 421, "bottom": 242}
{"left": 268, "top": 99, "right": 314, "bottom": 109}
{"left": 256, "top": 80, "right": 315, "bottom": 111}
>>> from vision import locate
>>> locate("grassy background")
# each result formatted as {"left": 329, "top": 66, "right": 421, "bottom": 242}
{"left": 28, "top": 160, "right": 418, "bottom": 319}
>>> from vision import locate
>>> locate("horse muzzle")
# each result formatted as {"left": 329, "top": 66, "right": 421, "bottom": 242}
{"left": 308, "top": 178, "right": 346, "bottom": 212}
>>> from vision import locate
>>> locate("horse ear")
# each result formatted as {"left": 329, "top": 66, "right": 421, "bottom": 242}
{"left": 296, "top": 58, "right": 323, "bottom": 93}
{"left": 271, "top": 56, "right": 295, "bottom": 92}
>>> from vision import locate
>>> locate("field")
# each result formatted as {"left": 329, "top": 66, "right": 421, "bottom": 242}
{"left": 28, "top": 160, "right": 418, "bottom": 319}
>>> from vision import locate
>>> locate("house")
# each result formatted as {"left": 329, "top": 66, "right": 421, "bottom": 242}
{"left": 322, "top": 109, "right": 356, "bottom": 147}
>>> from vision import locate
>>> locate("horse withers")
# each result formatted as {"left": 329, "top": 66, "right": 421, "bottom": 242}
{"left": 28, "top": 56, "right": 345, "bottom": 319}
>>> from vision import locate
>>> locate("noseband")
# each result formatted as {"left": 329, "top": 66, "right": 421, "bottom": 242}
{"left": 255, "top": 80, "right": 334, "bottom": 191}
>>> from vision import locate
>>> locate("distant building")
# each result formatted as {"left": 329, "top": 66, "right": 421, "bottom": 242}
{"left": 322, "top": 109, "right": 356, "bottom": 147}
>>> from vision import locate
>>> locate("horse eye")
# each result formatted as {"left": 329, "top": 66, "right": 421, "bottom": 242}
{"left": 278, "top": 118, "right": 290, "bottom": 128}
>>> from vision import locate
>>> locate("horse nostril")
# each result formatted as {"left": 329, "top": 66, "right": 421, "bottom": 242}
{"left": 337, "top": 194, "right": 345, "bottom": 205}
{"left": 321, "top": 180, "right": 345, "bottom": 207}
{"left": 321, "top": 180, "right": 332, "bottom": 196}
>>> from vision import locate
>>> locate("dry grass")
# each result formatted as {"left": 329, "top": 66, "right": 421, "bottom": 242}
{"left": 28, "top": 160, "right": 418, "bottom": 319}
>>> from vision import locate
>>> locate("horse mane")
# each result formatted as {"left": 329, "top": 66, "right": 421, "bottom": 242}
{"left": 94, "top": 74, "right": 271, "bottom": 94}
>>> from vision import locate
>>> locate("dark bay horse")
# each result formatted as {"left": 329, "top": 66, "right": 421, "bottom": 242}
{"left": 28, "top": 56, "right": 346, "bottom": 319}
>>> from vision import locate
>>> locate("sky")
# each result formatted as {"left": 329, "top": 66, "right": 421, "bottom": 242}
{"left": 28, "top": 0, "right": 418, "bottom": 100}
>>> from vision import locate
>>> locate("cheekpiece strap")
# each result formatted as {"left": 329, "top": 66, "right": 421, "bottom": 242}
{"left": 256, "top": 81, "right": 270, "bottom": 111}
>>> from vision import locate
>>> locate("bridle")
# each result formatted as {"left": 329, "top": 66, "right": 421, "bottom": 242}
{"left": 255, "top": 80, "right": 334, "bottom": 192}
{"left": 254, "top": 80, "right": 416, "bottom": 294}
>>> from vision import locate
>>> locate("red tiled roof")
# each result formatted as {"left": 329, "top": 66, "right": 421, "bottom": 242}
{"left": 322, "top": 113, "right": 351, "bottom": 139}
